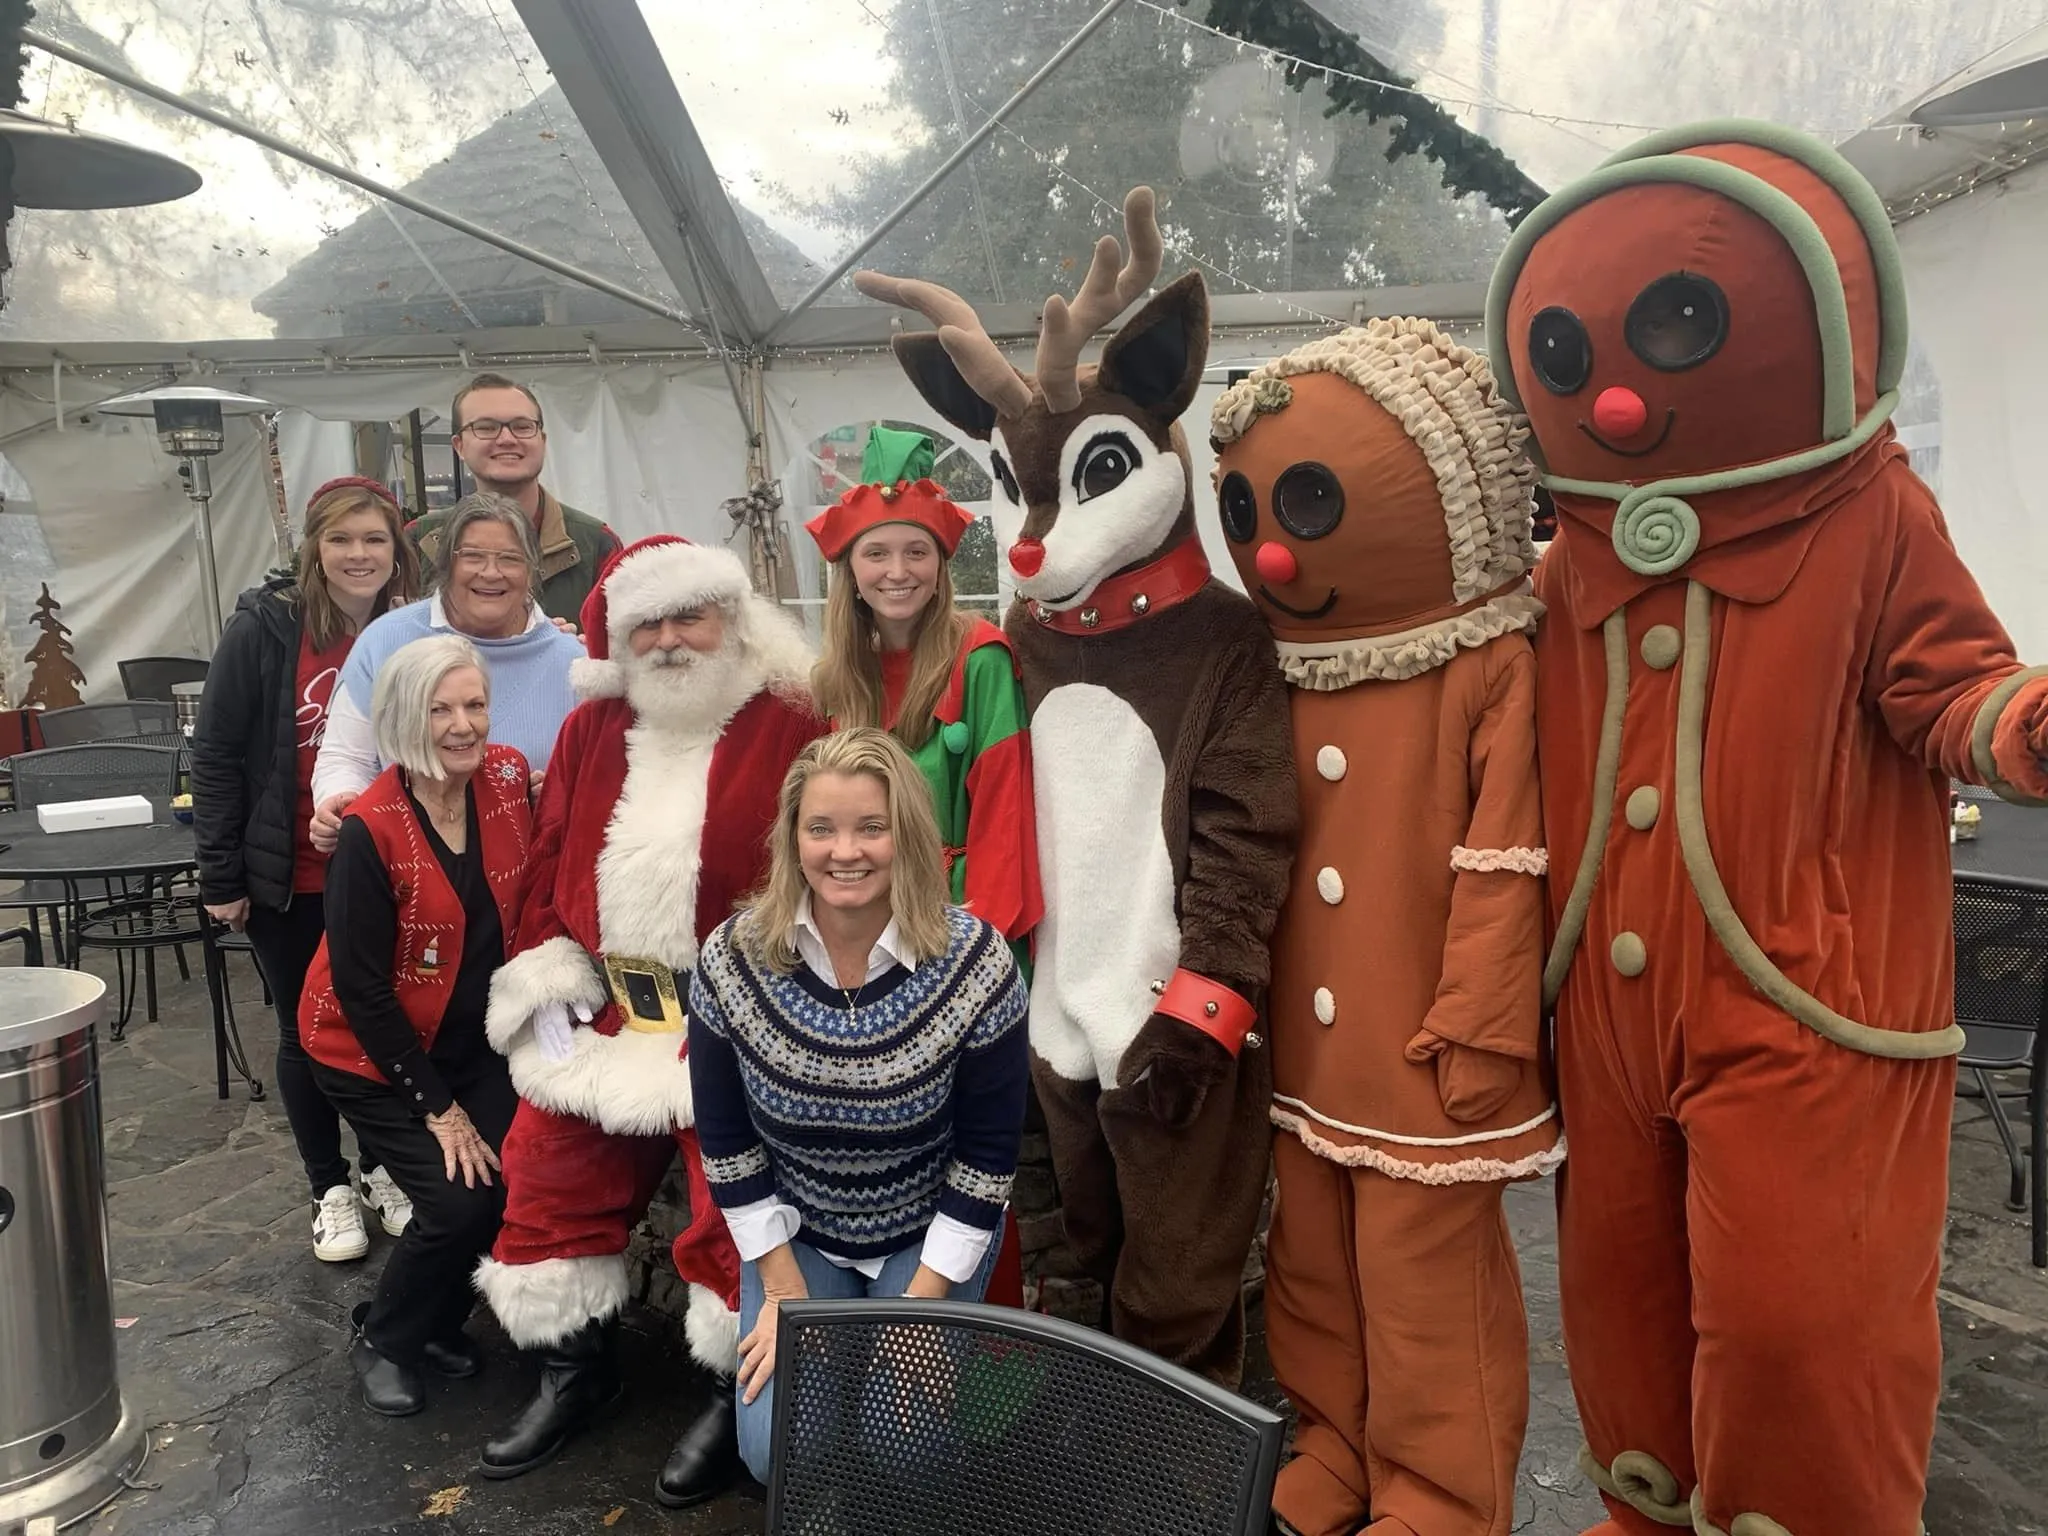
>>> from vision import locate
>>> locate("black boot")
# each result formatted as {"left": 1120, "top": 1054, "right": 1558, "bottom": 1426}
{"left": 348, "top": 1305, "right": 425, "bottom": 1417}
{"left": 422, "top": 1332, "right": 481, "bottom": 1379}
{"left": 477, "top": 1319, "right": 622, "bottom": 1479}
{"left": 654, "top": 1388, "right": 739, "bottom": 1508}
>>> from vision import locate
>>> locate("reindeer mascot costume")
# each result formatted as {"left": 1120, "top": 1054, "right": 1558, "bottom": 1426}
{"left": 1212, "top": 319, "right": 1559, "bottom": 1536}
{"left": 1489, "top": 120, "right": 2048, "bottom": 1536}
{"left": 856, "top": 189, "right": 1297, "bottom": 1385}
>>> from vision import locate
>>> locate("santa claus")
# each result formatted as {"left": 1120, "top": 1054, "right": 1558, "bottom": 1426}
{"left": 471, "top": 533, "right": 824, "bottom": 1505}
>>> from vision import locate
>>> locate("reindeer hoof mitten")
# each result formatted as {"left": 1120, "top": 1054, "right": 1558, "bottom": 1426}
{"left": 1488, "top": 120, "right": 2048, "bottom": 1536}
{"left": 858, "top": 189, "right": 1298, "bottom": 1387}
{"left": 1213, "top": 320, "right": 1557, "bottom": 1536}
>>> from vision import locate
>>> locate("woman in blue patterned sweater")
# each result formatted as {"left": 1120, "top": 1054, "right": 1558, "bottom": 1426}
{"left": 685, "top": 726, "right": 1029, "bottom": 1483}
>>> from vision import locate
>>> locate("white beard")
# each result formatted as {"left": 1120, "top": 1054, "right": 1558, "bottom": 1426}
{"left": 621, "top": 642, "right": 756, "bottom": 735}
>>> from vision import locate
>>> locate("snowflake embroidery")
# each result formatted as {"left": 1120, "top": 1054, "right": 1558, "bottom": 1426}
{"left": 496, "top": 760, "right": 524, "bottom": 784}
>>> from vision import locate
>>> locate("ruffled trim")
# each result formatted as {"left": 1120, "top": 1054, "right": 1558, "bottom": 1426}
{"left": 1211, "top": 318, "right": 1538, "bottom": 601}
{"left": 1272, "top": 1105, "right": 1565, "bottom": 1185}
{"left": 1450, "top": 844, "right": 1548, "bottom": 875}
{"left": 1274, "top": 588, "right": 1543, "bottom": 689}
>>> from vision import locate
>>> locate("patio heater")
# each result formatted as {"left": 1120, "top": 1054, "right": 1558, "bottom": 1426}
{"left": 96, "top": 385, "right": 273, "bottom": 647}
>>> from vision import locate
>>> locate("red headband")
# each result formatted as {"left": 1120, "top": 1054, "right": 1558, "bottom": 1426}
{"left": 308, "top": 475, "right": 403, "bottom": 515}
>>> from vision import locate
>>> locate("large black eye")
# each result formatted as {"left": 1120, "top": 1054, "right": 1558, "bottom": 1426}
{"left": 1218, "top": 472, "right": 1257, "bottom": 544}
{"left": 1073, "top": 432, "right": 1138, "bottom": 503}
{"left": 1272, "top": 462, "right": 1344, "bottom": 540}
{"left": 1528, "top": 307, "right": 1592, "bottom": 395}
{"left": 989, "top": 449, "right": 1020, "bottom": 504}
{"left": 1625, "top": 272, "right": 1728, "bottom": 371}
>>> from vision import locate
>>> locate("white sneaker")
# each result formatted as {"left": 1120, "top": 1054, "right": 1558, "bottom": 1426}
{"left": 361, "top": 1166, "right": 414, "bottom": 1237}
{"left": 313, "top": 1184, "right": 370, "bottom": 1262}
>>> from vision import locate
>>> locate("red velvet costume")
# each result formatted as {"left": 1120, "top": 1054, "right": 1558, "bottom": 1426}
{"left": 474, "top": 538, "right": 825, "bottom": 1375}
{"left": 1486, "top": 120, "right": 2048, "bottom": 1535}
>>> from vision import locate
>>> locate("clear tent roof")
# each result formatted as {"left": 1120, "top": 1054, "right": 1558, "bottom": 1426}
{"left": 4, "top": 0, "right": 2047, "bottom": 361}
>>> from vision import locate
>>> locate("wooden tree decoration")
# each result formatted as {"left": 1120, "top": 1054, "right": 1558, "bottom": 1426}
{"left": 22, "top": 582, "right": 85, "bottom": 711}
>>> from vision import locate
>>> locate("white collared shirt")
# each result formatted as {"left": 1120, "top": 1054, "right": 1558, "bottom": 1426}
{"left": 722, "top": 895, "right": 999, "bottom": 1286}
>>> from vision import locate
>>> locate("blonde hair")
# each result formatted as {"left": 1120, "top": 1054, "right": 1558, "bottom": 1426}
{"left": 738, "top": 727, "right": 950, "bottom": 973}
{"left": 809, "top": 551, "right": 970, "bottom": 751}
{"left": 372, "top": 634, "right": 489, "bottom": 782}
{"left": 296, "top": 485, "right": 421, "bottom": 651}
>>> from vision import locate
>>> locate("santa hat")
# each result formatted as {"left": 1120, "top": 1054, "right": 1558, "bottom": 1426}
{"left": 804, "top": 425, "right": 975, "bottom": 561}
{"left": 570, "top": 532, "right": 813, "bottom": 701}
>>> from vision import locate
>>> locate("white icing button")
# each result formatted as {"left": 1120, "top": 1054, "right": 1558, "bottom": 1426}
{"left": 1316, "top": 745, "right": 1347, "bottom": 781}
{"left": 1316, "top": 866, "right": 1344, "bottom": 904}
{"left": 1313, "top": 987, "right": 1336, "bottom": 1026}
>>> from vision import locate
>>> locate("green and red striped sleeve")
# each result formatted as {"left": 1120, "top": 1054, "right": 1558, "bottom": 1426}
{"left": 955, "top": 637, "right": 1043, "bottom": 950}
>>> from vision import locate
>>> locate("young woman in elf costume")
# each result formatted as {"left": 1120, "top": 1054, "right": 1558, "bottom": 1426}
{"left": 806, "top": 426, "right": 1043, "bottom": 1309}
{"left": 805, "top": 425, "right": 1043, "bottom": 969}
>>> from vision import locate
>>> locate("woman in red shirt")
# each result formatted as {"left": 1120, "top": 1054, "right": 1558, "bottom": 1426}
{"left": 192, "top": 477, "right": 421, "bottom": 1263}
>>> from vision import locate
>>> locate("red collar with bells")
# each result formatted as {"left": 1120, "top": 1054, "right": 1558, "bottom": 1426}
{"left": 1026, "top": 539, "right": 1212, "bottom": 635}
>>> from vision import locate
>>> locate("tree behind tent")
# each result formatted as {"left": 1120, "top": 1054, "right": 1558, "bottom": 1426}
{"left": 23, "top": 583, "right": 86, "bottom": 712}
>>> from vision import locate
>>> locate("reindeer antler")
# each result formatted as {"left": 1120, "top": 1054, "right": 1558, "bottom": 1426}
{"left": 851, "top": 270, "right": 1033, "bottom": 419}
{"left": 1034, "top": 186, "right": 1164, "bottom": 414}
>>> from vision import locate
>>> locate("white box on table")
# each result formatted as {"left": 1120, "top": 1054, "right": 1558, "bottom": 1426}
{"left": 35, "top": 795, "right": 154, "bottom": 834}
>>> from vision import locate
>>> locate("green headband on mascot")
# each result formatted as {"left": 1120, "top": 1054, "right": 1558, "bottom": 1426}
{"left": 1483, "top": 119, "right": 1912, "bottom": 577}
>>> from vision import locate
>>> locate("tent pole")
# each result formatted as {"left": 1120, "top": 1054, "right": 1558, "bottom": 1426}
{"left": 23, "top": 28, "right": 706, "bottom": 337}
{"left": 762, "top": 0, "right": 1131, "bottom": 343}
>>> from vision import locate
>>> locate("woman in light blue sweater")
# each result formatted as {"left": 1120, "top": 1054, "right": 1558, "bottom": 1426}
{"left": 310, "top": 492, "right": 584, "bottom": 843}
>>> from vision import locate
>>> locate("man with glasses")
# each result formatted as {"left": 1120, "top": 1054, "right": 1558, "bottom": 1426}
{"left": 407, "top": 373, "right": 622, "bottom": 626}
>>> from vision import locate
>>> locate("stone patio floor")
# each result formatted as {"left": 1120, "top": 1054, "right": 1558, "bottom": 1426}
{"left": 10, "top": 941, "right": 2047, "bottom": 1536}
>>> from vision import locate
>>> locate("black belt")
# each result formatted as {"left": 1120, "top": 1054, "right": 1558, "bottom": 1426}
{"left": 589, "top": 951, "right": 691, "bottom": 1034}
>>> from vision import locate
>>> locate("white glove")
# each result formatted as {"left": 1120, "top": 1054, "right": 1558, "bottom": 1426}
{"left": 532, "top": 999, "right": 593, "bottom": 1062}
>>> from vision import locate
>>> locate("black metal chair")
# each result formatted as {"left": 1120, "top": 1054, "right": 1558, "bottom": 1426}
{"left": 118, "top": 656, "right": 210, "bottom": 701}
{"left": 1, "top": 923, "right": 44, "bottom": 965}
{"left": 37, "top": 700, "right": 180, "bottom": 747}
{"left": 767, "top": 1299, "right": 1285, "bottom": 1536}
{"left": 1953, "top": 873, "right": 2048, "bottom": 1269}
{"left": 10, "top": 744, "right": 189, "bottom": 1030}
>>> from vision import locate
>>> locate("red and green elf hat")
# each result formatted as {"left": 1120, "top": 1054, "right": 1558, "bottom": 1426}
{"left": 804, "top": 425, "right": 976, "bottom": 561}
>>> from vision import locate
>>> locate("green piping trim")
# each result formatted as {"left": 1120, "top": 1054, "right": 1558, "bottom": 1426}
{"left": 1543, "top": 612, "right": 1630, "bottom": 1008}
{"left": 1598, "top": 119, "right": 1908, "bottom": 395}
{"left": 1578, "top": 1445, "right": 1693, "bottom": 1527}
{"left": 1674, "top": 582, "right": 1965, "bottom": 1059}
{"left": 1487, "top": 155, "right": 1857, "bottom": 437}
{"left": 1968, "top": 665, "right": 2048, "bottom": 808}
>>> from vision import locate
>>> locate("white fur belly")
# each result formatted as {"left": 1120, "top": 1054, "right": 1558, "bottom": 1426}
{"left": 595, "top": 723, "right": 714, "bottom": 968}
{"left": 1028, "top": 684, "right": 1179, "bottom": 1086}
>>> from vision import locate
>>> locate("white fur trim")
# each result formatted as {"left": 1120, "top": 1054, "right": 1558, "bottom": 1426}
{"left": 488, "top": 935, "right": 608, "bottom": 1053}
{"left": 596, "top": 717, "right": 716, "bottom": 967}
{"left": 685, "top": 1282, "right": 741, "bottom": 1377}
{"left": 571, "top": 654, "right": 628, "bottom": 700}
{"left": 1449, "top": 845, "right": 1549, "bottom": 875}
{"left": 502, "top": 1023, "right": 697, "bottom": 1137}
{"left": 605, "top": 542, "right": 751, "bottom": 638}
{"left": 474, "top": 1252, "right": 629, "bottom": 1347}
{"left": 1026, "top": 684, "right": 1181, "bottom": 1086}
{"left": 1272, "top": 1106, "right": 1566, "bottom": 1185}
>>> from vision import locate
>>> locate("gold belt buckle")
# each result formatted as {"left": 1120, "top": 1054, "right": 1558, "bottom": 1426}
{"left": 603, "top": 953, "right": 686, "bottom": 1034}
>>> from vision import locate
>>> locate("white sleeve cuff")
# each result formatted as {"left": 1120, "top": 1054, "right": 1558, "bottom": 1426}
{"left": 723, "top": 1197, "right": 802, "bottom": 1263}
{"left": 919, "top": 1211, "right": 998, "bottom": 1287}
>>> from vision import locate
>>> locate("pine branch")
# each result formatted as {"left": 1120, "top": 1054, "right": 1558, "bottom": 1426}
{"left": 1190, "top": 0, "right": 1545, "bottom": 223}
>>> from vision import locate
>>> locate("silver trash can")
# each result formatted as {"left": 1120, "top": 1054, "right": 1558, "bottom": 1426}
{"left": 0, "top": 970, "right": 147, "bottom": 1534}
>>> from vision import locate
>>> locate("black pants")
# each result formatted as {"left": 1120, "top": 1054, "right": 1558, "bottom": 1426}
{"left": 315, "top": 1048, "right": 517, "bottom": 1367}
{"left": 246, "top": 895, "right": 377, "bottom": 1196}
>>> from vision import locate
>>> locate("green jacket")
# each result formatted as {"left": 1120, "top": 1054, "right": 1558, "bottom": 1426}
{"left": 407, "top": 490, "right": 621, "bottom": 625}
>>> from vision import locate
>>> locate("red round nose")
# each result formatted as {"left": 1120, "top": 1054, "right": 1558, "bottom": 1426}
{"left": 1008, "top": 538, "right": 1046, "bottom": 578}
{"left": 1592, "top": 386, "right": 1649, "bottom": 439}
{"left": 1254, "top": 540, "right": 1298, "bottom": 585}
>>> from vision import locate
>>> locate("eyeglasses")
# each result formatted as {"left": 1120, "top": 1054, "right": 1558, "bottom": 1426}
{"left": 459, "top": 417, "right": 542, "bottom": 440}
{"left": 451, "top": 549, "right": 531, "bottom": 575}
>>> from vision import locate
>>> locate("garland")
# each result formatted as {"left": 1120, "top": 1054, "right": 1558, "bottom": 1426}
{"left": 1188, "top": 0, "right": 1545, "bottom": 224}
{"left": 0, "top": 0, "right": 33, "bottom": 113}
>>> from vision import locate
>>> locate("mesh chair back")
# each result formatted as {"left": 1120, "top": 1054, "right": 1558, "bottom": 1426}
{"left": 1953, "top": 873, "right": 2048, "bottom": 1065}
{"left": 768, "top": 1299, "right": 1284, "bottom": 1536}
{"left": 118, "top": 656, "right": 210, "bottom": 701}
{"left": 37, "top": 701, "right": 180, "bottom": 747}
{"left": 9, "top": 744, "right": 181, "bottom": 812}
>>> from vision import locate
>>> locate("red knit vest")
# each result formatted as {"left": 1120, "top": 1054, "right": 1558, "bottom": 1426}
{"left": 300, "top": 746, "right": 531, "bottom": 1082}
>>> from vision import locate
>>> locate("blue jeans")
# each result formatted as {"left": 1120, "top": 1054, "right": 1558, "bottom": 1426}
{"left": 735, "top": 1236, "right": 1000, "bottom": 1486}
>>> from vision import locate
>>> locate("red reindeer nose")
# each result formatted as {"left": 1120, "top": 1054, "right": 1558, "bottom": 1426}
{"left": 1592, "top": 386, "right": 1649, "bottom": 439}
{"left": 1008, "top": 538, "right": 1046, "bottom": 578}
{"left": 1254, "top": 540, "right": 1298, "bottom": 585}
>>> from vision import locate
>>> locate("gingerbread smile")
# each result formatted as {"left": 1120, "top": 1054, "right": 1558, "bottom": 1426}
{"left": 1259, "top": 585, "right": 1339, "bottom": 620}
{"left": 1579, "top": 408, "right": 1677, "bottom": 458}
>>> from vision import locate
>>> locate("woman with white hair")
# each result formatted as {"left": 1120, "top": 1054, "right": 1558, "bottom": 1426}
{"left": 296, "top": 634, "right": 534, "bottom": 1417}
